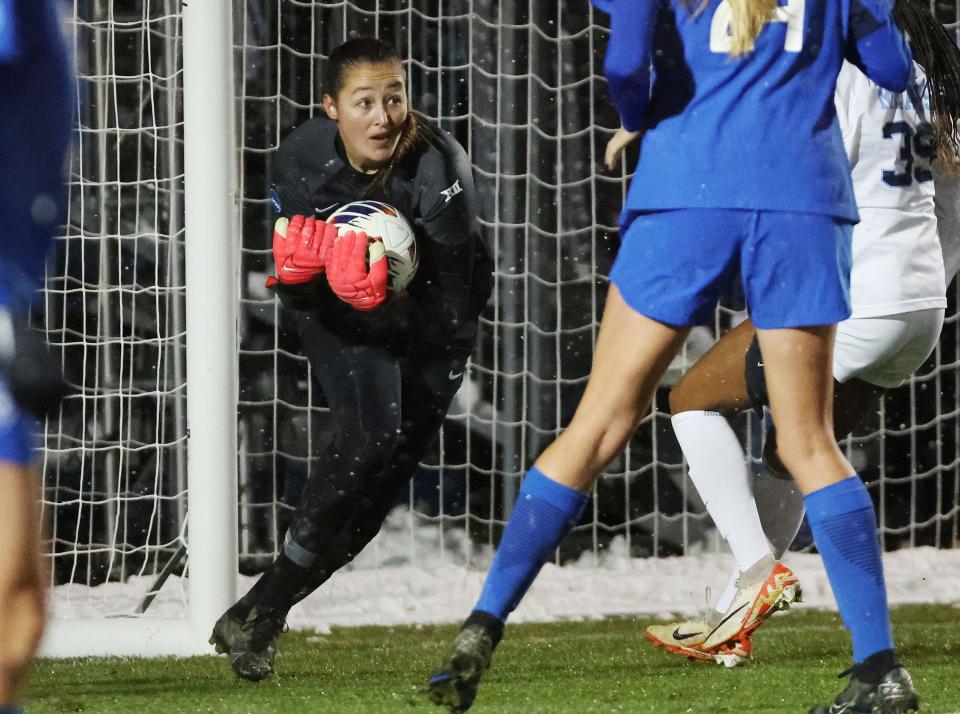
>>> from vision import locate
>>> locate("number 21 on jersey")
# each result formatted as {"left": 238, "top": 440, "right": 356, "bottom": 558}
{"left": 710, "top": 0, "right": 805, "bottom": 53}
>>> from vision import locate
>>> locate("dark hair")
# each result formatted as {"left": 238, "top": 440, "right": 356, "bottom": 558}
{"left": 324, "top": 37, "right": 420, "bottom": 190}
{"left": 893, "top": 0, "right": 960, "bottom": 169}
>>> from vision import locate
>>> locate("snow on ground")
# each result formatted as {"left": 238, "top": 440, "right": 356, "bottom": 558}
{"left": 49, "top": 509, "right": 960, "bottom": 630}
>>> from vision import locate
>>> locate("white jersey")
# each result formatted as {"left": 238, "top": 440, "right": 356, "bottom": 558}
{"left": 835, "top": 61, "right": 949, "bottom": 318}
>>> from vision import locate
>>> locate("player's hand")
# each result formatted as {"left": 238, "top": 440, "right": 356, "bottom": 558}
{"left": 271, "top": 215, "right": 337, "bottom": 285}
{"left": 326, "top": 229, "right": 388, "bottom": 311}
{"left": 604, "top": 126, "right": 640, "bottom": 171}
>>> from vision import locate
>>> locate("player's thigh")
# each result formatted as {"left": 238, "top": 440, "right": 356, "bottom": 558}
{"left": 755, "top": 325, "right": 854, "bottom": 491}
{"left": 610, "top": 209, "right": 744, "bottom": 328}
{"left": 670, "top": 317, "right": 757, "bottom": 414}
{"left": 392, "top": 349, "right": 468, "bottom": 457}
{"left": 537, "top": 286, "right": 689, "bottom": 489}
{"left": 0, "top": 463, "right": 38, "bottom": 593}
{"left": 581, "top": 286, "right": 689, "bottom": 420}
{"left": 297, "top": 313, "right": 402, "bottom": 440}
{"left": 833, "top": 309, "right": 945, "bottom": 389}
{"left": 756, "top": 325, "right": 836, "bottom": 431}
{"left": 743, "top": 212, "right": 853, "bottom": 330}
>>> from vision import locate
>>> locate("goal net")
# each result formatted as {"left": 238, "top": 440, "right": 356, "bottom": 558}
{"left": 39, "top": 0, "right": 960, "bottom": 656}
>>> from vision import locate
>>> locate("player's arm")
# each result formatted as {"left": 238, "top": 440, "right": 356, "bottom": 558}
{"left": 418, "top": 138, "right": 483, "bottom": 337}
{"left": 593, "top": 0, "right": 658, "bottom": 132}
{"left": 604, "top": 126, "right": 640, "bottom": 171}
{"left": 846, "top": 0, "right": 912, "bottom": 92}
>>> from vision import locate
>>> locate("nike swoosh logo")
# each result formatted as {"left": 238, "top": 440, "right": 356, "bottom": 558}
{"left": 448, "top": 370, "right": 463, "bottom": 380}
{"left": 280, "top": 258, "right": 322, "bottom": 275}
{"left": 704, "top": 602, "right": 748, "bottom": 641}
{"left": 671, "top": 628, "right": 703, "bottom": 641}
{"left": 315, "top": 202, "right": 340, "bottom": 215}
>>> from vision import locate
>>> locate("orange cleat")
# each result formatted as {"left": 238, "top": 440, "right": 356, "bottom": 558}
{"left": 701, "top": 555, "right": 802, "bottom": 651}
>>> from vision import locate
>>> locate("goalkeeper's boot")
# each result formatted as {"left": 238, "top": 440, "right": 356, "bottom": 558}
{"left": 701, "top": 554, "right": 802, "bottom": 651}
{"left": 230, "top": 607, "right": 287, "bottom": 682}
{"left": 809, "top": 661, "right": 918, "bottom": 714}
{"left": 427, "top": 614, "right": 503, "bottom": 713}
{"left": 209, "top": 604, "right": 250, "bottom": 655}
{"left": 646, "top": 619, "right": 753, "bottom": 667}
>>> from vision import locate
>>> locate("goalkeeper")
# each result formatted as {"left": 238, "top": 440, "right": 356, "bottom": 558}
{"left": 0, "top": 0, "right": 72, "bottom": 712}
{"left": 210, "top": 36, "right": 492, "bottom": 683}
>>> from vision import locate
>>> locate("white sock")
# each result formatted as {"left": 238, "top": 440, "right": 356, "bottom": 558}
{"left": 712, "top": 454, "right": 805, "bottom": 616}
{"left": 714, "top": 568, "right": 739, "bottom": 616}
{"left": 753, "top": 471, "right": 805, "bottom": 558}
{"left": 672, "top": 411, "right": 773, "bottom": 573}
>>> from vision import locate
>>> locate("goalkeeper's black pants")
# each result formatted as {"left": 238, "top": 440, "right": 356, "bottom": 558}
{"left": 240, "top": 313, "right": 470, "bottom": 616}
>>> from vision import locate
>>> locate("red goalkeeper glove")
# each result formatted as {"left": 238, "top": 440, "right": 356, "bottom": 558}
{"left": 269, "top": 215, "right": 337, "bottom": 285}
{"left": 326, "top": 229, "right": 388, "bottom": 311}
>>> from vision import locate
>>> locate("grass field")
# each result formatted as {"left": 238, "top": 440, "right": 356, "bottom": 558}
{"left": 26, "top": 605, "right": 960, "bottom": 713}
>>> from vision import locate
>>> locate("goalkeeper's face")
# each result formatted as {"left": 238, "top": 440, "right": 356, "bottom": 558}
{"left": 323, "top": 60, "right": 409, "bottom": 174}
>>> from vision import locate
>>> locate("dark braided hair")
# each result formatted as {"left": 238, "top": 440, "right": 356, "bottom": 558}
{"left": 893, "top": 0, "right": 960, "bottom": 169}
{"left": 323, "top": 37, "right": 420, "bottom": 189}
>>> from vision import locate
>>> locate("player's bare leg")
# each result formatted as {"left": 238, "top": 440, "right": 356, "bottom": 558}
{"left": 757, "top": 325, "right": 850, "bottom": 492}
{"left": 535, "top": 287, "right": 689, "bottom": 491}
{"left": 668, "top": 317, "right": 758, "bottom": 415}
{"left": 0, "top": 463, "right": 45, "bottom": 708}
{"left": 651, "top": 318, "right": 799, "bottom": 661}
{"left": 758, "top": 325, "right": 917, "bottom": 713}
{"left": 428, "top": 287, "right": 688, "bottom": 712}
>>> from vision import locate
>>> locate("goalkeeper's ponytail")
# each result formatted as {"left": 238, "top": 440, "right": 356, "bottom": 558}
{"left": 323, "top": 36, "right": 421, "bottom": 191}
{"left": 370, "top": 112, "right": 421, "bottom": 193}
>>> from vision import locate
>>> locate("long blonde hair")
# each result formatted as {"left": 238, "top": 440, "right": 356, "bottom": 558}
{"left": 703, "top": 0, "right": 779, "bottom": 57}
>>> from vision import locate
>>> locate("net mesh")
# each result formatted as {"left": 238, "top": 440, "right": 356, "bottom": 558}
{"left": 42, "top": 0, "right": 187, "bottom": 616}
{"left": 41, "top": 0, "right": 960, "bottom": 621}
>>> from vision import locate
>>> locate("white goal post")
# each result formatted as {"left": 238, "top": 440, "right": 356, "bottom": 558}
{"left": 39, "top": 0, "right": 238, "bottom": 657}
{"left": 36, "top": 0, "right": 960, "bottom": 657}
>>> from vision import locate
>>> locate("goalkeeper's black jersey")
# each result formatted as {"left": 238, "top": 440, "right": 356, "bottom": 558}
{"left": 269, "top": 114, "right": 492, "bottom": 350}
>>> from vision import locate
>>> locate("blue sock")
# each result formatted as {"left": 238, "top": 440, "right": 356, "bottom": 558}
{"left": 805, "top": 476, "right": 894, "bottom": 663}
{"left": 0, "top": 705, "right": 23, "bottom": 714}
{"left": 473, "top": 467, "right": 589, "bottom": 622}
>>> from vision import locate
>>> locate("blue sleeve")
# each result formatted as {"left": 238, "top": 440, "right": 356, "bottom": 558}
{"left": 595, "top": 0, "right": 659, "bottom": 132}
{"left": 846, "top": 0, "right": 912, "bottom": 92}
{"left": 0, "top": 0, "right": 20, "bottom": 62}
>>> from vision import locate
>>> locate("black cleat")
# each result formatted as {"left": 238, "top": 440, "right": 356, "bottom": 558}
{"left": 809, "top": 666, "right": 919, "bottom": 713}
{"left": 209, "top": 607, "right": 247, "bottom": 655}
{"left": 427, "top": 624, "right": 496, "bottom": 713}
{"left": 228, "top": 607, "right": 287, "bottom": 683}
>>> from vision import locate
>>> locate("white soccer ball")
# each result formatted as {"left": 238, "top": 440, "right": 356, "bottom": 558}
{"left": 328, "top": 201, "right": 419, "bottom": 292}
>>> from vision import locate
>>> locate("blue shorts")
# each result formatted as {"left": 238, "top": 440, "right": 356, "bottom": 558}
{"left": 610, "top": 209, "right": 853, "bottom": 329}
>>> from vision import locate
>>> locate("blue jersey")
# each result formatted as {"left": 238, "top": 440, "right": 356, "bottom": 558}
{"left": 596, "top": 0, "right": 912, "bottom": 222}
{"left": 0, "top": 0, "right": 70, "bottom": 301}
{"left": 0, "top": 0, "right": 64, "bottom": 62}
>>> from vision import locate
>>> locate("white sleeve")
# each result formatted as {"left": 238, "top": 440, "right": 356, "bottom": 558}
{"left": 935, "top": 173, "right": 960, "bottom": 286}
{"left": 834, "top": 61, "right": 863, "bottom": 168}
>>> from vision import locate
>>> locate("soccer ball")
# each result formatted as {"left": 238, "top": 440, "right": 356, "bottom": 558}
{"left": 328, "top": 201, "right": 419, "bottom": 292}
